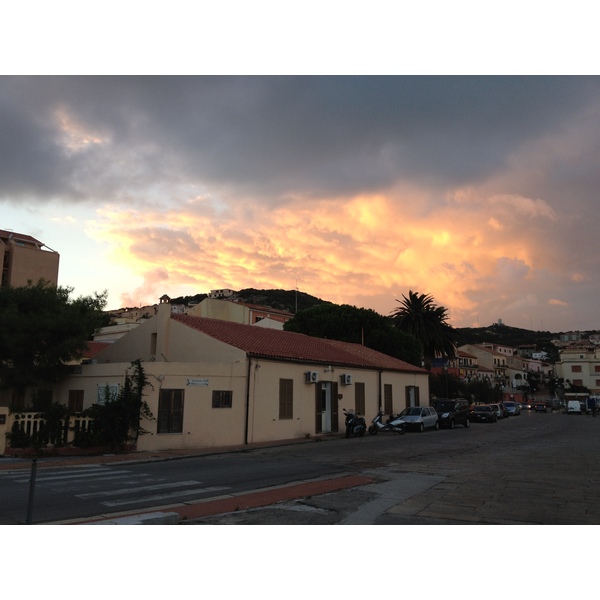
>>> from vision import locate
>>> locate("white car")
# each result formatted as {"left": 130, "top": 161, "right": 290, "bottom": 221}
{"left": 398, "top": 406, "right": 439, "bottom": 432}
{"left": 489, "top": 404, "right": 503, "bottom": 419}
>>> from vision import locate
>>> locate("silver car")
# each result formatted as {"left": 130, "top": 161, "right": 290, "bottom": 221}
{"left": 398, "top": 406, "right": 439, "bottom": 432}
{"left": 489, "top": 403, "right": 503, "bottom": 419}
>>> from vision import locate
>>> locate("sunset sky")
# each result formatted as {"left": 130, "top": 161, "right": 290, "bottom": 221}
{"left": 2, "top": 75, "right": 599, "bottom": 332}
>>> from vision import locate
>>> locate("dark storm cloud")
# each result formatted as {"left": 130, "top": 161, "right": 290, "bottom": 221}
{"left": 1, "top": 76, "right": 599, "bottom": 204}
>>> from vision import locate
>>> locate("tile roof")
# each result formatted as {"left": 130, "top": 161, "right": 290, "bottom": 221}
{"left": 172, "top": 314, "right": 426, "bottom": 374}
{"left": 83, "top": 341, "right": 112, "bottom": 359}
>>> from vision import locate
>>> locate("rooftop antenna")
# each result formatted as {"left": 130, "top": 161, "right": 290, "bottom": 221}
{"left": 295, "top": 280, "right": 298, "bottom": 314}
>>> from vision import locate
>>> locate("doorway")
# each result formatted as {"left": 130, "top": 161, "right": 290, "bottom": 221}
{"left": 315, "top": 381, "right": 339, "bottom": 433}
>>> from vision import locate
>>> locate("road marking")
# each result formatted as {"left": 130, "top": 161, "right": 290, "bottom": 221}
{"left": 100, "top": 486, "right": 231, "bottom": 507}
{"left": 11, "top": 470, "right": 136, "bottom": 483}
{"left": 76, "top": 480, "right": 203, "bottom": 498}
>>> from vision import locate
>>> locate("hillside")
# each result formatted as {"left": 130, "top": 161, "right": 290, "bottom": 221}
{"left": 168, "top": 288, "right": 330, "bottom": 314}
{"left": 169, "top": 288, "right": 592, "bottom": 356}
{"left": 453, "top": 324, "right": 561, "bottom": 361}
{"left": 235, "top": 288, "right": 330, "bottom": 313}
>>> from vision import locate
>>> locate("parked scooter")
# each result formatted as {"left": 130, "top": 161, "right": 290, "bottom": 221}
{"left": 343, "top": 408, "right": 367, "bottom": 438}
{"left": 368, "top": 410, "right": 406, "bottom": 435}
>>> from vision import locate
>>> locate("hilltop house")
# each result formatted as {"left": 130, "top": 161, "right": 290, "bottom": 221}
{"left": 42, "top": 303, "right": 429, "bottom": 452}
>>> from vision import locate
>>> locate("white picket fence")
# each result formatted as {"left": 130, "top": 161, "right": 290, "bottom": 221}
{"left": 7, "top": 411, "right": 95, "bottom": 448}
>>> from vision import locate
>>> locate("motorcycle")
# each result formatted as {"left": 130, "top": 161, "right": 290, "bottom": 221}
{"left": 368, "top": 410, "right": 406, "bottom": 435}
{"left": 343, "top": 408, "right": 367, "bottom": 438}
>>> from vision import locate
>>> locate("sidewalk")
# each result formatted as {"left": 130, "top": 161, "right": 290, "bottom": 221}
{"left": 0, "top": 436, "right": 317, "bottom": 470}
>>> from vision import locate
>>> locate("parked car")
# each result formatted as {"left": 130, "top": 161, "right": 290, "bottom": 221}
{"left": 534, "top": 403, "right": 547, "bottom": 413}
{"left": 567, "top": 400, "right": 582, "bottom": 414}
{"left": 489, "top": 403, "right": 504, "bottom": 419}
{"left": 503, "top": 401, "right": 521, "bottom": 416}
{"left": 397, "top": 406, "right": 439, "bottom": 432}
{"left": 431, "top": 398, "right": 471, "bottom": 429}
{"left": 498, "top": 402, "right": 509, "bottom": 418}
{"left": 470, "top": 404, "right": 498, "bottom": 423}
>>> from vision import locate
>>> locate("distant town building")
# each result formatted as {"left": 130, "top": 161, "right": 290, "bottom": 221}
{"left": 555, "top": 346, "right": 600, "bottom": 394}
{"left": 1, "top": 229, "right": 59, "bottom": 288}
{"left": 188, "top": 297, "right": 293, "bottom": 328}
{"left": 208, "top": 288, "right": 236, "bottom": 299}
{"left": 560, "top": 331, "right": 583, "bottom": 342}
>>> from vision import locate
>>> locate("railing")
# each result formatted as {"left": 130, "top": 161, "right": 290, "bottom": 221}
{"left": 7, "top": 412, "right": 96, "bottom": 448}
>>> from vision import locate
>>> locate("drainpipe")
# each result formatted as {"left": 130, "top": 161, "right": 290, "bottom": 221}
{"left": 378, "top": 369, "right": 383, "bottom": 411}
{"left": 244, "top": 356, "right": 252, "bottom": 445}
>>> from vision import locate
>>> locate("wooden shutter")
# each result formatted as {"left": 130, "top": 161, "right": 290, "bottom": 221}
{"left": 384, "top": 384, "right": 393, "bottom": 415}
{"left": 355, "top": 382, "right": 365, "bottom": 416}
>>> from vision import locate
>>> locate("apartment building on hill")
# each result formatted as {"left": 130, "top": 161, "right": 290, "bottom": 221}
{"left": 1, "top": 229, "right": 59, "bottom": 288}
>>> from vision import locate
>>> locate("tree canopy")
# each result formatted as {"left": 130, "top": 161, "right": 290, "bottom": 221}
{"left": 391, "top": 290, "right": 456, "bottom": 364}
{"left": 0, "top": 281, "right": 108, "bottom": 391}
{"left": 283, "top": 303, "right": 423, "bottom": 366}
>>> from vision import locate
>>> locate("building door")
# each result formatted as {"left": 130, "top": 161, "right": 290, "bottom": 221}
{"left": 315, "top": 382, "right": 339, "bottom": 434}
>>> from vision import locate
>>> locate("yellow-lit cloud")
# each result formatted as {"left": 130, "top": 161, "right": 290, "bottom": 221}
{"left": 86, "top": 181, "right": 562, "bottom": 328}
{"left": 549, "top": 299, "right": 568, "bottom": 306}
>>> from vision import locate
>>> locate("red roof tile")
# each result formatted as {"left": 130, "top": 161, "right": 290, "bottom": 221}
{"left": 84, "top": 341, "right": 112, "bottom": 359}
{"left": 172, "top": 314, "right": 426, "bottom": 373}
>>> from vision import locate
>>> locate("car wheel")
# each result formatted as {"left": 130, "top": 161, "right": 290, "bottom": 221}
{"left": 419, "top": 422, "right": 425, "bottom": 432}
{"left": 464, "top": 418, "right": 470, "bottom": 428}
{"left": 434, "top": 420, "right": 439, "bottom": 430}
{"left": 450, "top": 419, "right": 455, "bottom": 429}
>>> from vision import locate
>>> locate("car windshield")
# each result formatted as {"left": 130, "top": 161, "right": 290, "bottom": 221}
{"left": 475, "top": 406, "right": 490, "bottom": 412}
{"left": 400, "top": 407, "right": 422, "bottom": 416}
{"left": 434, "top": 401, "right": 455, "bottom": 411}
{"left": 504, "top": 402, "right": 515, "bottom": 408}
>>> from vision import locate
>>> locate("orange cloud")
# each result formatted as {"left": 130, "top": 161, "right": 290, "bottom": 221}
{"left": 87, "top": 185, "right": 555, "bottom": 325}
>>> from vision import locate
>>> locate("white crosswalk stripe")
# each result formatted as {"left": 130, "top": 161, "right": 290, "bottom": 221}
{"left": 0, "top": 466, "right": 231, "bottom": 507}
{"left": 76, "top": 480, "right": 202, "bottom": 498}
{"left": 99, "top": 486, "right": 230, "bottom": 507}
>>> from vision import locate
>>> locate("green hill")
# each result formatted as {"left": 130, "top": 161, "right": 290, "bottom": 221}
{"left": 169, "top": 288, "right": 597, "bottom": 360}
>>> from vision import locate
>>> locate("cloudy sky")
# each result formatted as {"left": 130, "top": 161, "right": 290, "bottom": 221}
{"left": 2, "top": 75, "right": 599, "bottom": 331}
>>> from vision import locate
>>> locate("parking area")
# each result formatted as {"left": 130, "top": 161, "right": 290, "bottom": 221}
{"left": 192, "top": 408, "right": 600, "bottom": 525}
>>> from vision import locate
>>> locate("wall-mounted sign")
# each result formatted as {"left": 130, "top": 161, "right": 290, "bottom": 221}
{"left": 187, "top": 378, "right": 209, "bottom": 386}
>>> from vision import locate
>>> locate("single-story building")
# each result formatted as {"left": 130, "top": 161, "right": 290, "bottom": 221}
{"left": 29, "top": 304, "right": 430, "bottom": 452}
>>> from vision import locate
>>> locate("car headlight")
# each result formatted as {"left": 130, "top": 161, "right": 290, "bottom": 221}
{"left": 442, "top": 412, "right": 450, "bottom": 418}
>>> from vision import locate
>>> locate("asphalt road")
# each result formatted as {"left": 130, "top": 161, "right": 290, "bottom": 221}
{"left": 191, "top": 408, "right": 600, "bottom": 525}
{"left": 2, "top": 408, "right": 599, "bottom": 525}
{"left": 0, "top": 453, "right": 343, "bottom": 525}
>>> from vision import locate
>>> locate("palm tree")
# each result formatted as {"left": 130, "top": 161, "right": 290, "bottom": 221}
{"left": 391, "top": 290, "right": 456, "bottom": 365}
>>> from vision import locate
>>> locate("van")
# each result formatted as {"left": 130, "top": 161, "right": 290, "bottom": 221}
{"left": 567, "top": 400, "right": 582, "bottom": 414}
{"left": 432, "top": 398, "right": 471, "bottom": 429}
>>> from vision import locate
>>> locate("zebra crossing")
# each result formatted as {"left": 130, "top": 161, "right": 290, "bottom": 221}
{"left": 0, "top": 464, "right": 231, "bottom": 509}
